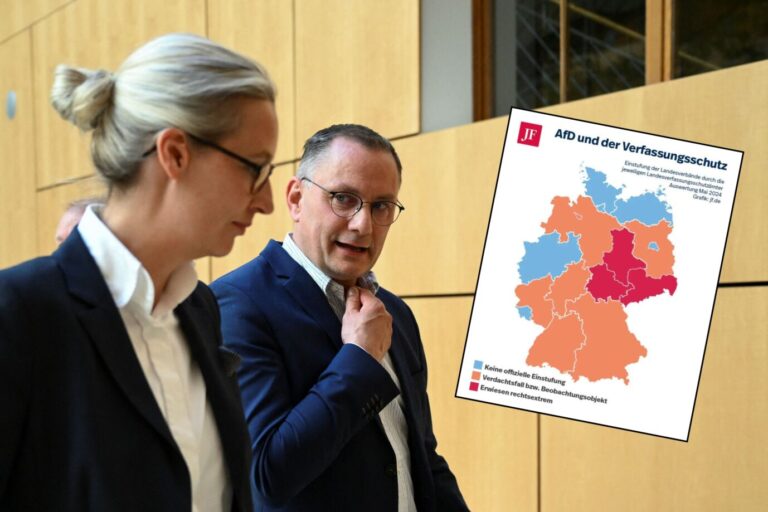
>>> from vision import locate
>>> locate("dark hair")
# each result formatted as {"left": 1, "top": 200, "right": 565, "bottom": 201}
{"left": 296, "top": 124, "right": 402, "bottom": 179}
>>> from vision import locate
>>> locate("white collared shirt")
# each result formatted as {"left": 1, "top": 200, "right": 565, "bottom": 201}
{"left": 283, "top": 234, "right": 417, "bottom": 512}
{"left": 78, "top": 206, "right": 231, "bottom": 512}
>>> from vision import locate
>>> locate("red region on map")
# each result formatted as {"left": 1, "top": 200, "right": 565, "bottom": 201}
{"left": 587, "top": 228, "right": 677, "bottom": 305}
{"left": 516, "top": 193, "right": 677, "bottom": 384}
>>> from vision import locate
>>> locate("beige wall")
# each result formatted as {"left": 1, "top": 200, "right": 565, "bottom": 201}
{"left": 1, "top": 1, "right": 765, "bottom": 510}
{"left": 0, "top": 0, "right": 419, "bottom": 280}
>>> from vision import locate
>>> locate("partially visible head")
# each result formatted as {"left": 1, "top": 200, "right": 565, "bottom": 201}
{"left": 50, "top": 33, "right": 279, "bottom": 257}
{"left": 51, "top": 33, "right": 276, "bottom": 191}
{"left": 288, "top": 124, "right": 404, "bottom": 287}
{"left": 55, "top": 197, "right": 104, "bottom": 244}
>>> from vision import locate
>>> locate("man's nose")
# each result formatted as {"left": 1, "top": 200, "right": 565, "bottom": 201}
{"left": 348, "top": 203, "right": 373, "bottom": 233}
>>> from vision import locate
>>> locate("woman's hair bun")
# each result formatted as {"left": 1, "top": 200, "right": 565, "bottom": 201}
{"left": 50, "top": 65, "right": 115, "bottom": 131}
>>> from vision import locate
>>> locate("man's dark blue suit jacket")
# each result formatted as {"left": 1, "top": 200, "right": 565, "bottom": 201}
{"left": 211, "top": 240, "right": 468, "bottom": 511}
{"left": 0, "top": 232, "right": 253, "bottom": 511}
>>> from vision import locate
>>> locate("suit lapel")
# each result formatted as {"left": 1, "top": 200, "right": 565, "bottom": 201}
{"left": 176, "top": 294, "right": 247, "bottom": 504}
{"left": 386, "top": 315, "right": 419, "bottom": 419}
{"left": 54, "top": 233, "right": 175, "bottom": 446}
{"left": 264, "top": 241, "right": 343, "bottom": 350}
{"left": 382, "top": 301, "right": 435, "bottom": 508}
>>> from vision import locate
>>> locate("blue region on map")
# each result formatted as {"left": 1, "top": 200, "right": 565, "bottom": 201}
{"left": 518, "top": 232, "right": 583, "bottom": 284}
{"left": 517, "top": 306, "right": 533, "bottom": 320}
{"left": 584, "top": 168, "right": 673, "bottom": 226}
{"left": 614, "top": 192, "right": 673, "bottom": 225}
{"left": 648, "top": 242, "right": 660, "bottom": 251}
{"left": 584, "top": 167, "right": 621, "bottom": 213}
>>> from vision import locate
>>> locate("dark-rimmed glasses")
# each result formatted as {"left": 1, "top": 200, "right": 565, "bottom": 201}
{"left": 142, "top": 134, "right": 274, "bottom": 193}
{"left": 301, "top": 177, "right": 405, "bottom": 226}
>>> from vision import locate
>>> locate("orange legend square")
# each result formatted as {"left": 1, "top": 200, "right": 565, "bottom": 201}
{"left": 471, "top": 370, "right": 481, "bottom": 380}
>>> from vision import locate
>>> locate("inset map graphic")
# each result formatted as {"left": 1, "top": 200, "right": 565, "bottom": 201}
{"left": 515, "top": 168, "right": 677, "bottom": 384}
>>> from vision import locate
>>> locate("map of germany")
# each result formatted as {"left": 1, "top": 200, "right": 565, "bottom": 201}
{"left": 515, "top": 168, "right": 678, "bottom": 384}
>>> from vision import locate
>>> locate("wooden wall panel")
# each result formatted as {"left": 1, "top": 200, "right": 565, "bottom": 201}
{"left": 0, "top": 0, "right": 72, "bottom": 43}
{"left": 211, "top": 162, "right": 295, "bottom": 280}
{"left": 539, "top": 286, "right": 768, "bottom": 511}
{"left": 31, "top": 0, "right": 206, "bottom": 189}
{"left": 294, "top": 0, "right": 419, "bottom": 150}
{"left": 542, "top": 60, "right": 768, "bottom": 283}
{"left": 35, "top": 177, "right": 212, "bottom": 283}
{"left": 374, "top": 116, "right": 507, "bottom": 296}
{"left": 405, "top": 296, "right": 538, "bottom": 512}
{"left": 1, "top": 30, "right": 38, "bottom": 268}
{"left": 35, "top": 176, "right": 106, "bottom": 256}
{"left": 208, "top": 0, "right": 296, "bottom": 164}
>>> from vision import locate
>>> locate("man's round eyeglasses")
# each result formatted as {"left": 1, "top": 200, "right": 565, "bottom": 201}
{"left": 142, "top": 133, "right": 275, "bottom": 193}
{"left": 301, "top": 177, "right": 405, "bottom": 226}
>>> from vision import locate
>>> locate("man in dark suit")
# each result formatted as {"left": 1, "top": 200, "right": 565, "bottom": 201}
{"left": 0, "top": 231, "right": 252, "bottom": 511}
{"left": 212, "top": 124, "right": 469, "bottom": 511}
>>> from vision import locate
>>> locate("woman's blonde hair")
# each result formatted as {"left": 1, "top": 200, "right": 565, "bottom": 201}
{"left": 51, "top": 33, "right": 275, "bottom": 188}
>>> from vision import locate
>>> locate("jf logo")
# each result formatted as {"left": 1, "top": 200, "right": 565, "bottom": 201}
{"left": 517, "top": 121, "right": 542, "bottom": 147}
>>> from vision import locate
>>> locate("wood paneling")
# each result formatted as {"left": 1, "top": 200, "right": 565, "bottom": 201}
{"left": 405, "top": 296, "right": 538, "bottom": 512}
{"left": 195, "top": 257, "right": 211, "bottom": 285}
{"left": 645, "top": 0, "right": 663, "bottom": 84}
{"left": 294, "top": 0, "right": 419, "bottom": 150}
{"left": 35, "top": 176, "right": 211, "bottom": 283}
{"left": 211, "top": 162, "right": 295, "bottom": 280}
{"left": 374, "top": 117, "right": 507, "bottom": 296}
{"left": 35, "top": 175, "right": 106, "bottom": 256}
{"left": 208, "top": 0, "right": 296, "bottom": 164}
{"left": 31, "top": 0, "right": 206, "bottom": 189}
{"left": 0, "top": 30, "right": 38, "bottom": 268}
{"left": 543, "top": 60, "right": 768, "bottom": 283}
{"left": 0, "top": 0, "right": 72, "bottom": 43}
{"left": 472, "top": 0, "right": 493, "bottom": 121}
{"left": 539, "top": 286, "right": 768, "bottom": 512}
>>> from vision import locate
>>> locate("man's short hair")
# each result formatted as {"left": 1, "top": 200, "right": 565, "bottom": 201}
{"left": 296, "top": 124, "right": 402, "bottom": 180}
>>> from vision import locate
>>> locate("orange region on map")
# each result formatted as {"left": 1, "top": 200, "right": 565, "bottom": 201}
{"left": 515, "top": 275, "right": 554, "bottom": 328}
{"left": 541, "top": 195, "right": 622, "bottom": 267}
{"left": 568, "top": 294, "right": 646, "bottom": 383}
{"left": 526, "top": 313, "right": 585, "bottom": 372}
{"left": 545, "top": 261, "right": 591, "bottom": 316}
{"left": 524, "top": 293, "right": 646, "bottom": 384}
{"left": 625, "top": 219, "right": 675, "bottom": 277}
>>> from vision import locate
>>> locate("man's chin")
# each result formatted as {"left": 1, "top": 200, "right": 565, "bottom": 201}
{"left": 328, "top": 264, "right": 369, "bottom": 287}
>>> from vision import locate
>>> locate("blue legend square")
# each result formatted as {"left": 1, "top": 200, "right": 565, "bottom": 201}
{"left": 473, "top": 360, "right": 483, "bottom": 370}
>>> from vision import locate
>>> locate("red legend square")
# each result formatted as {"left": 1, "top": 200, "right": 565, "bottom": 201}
{"left": 469, "top": 381, "right": 479, "bottom": 391}
{"left": 517, "top": 122, "right": 543, "bottom": 147}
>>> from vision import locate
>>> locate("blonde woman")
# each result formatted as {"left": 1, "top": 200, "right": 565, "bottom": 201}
{"left": 0, "top": 33, "right": 277, "bottom": 511}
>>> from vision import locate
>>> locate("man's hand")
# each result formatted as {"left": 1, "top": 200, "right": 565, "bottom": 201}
{"left": 341, "top": 287, "right": 392, "bottom": 361}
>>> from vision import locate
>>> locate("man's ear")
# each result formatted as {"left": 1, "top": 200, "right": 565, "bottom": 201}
{"left": 286, "top": 176, "right": 303, "bottom": 222}
{"left": 154, "top": 128, "right": 190, "bottom": 181}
